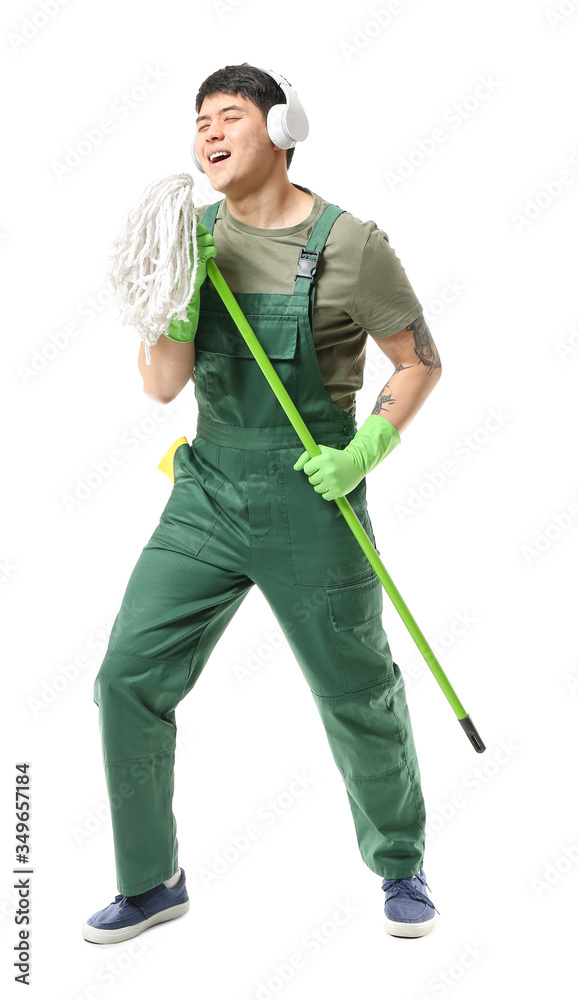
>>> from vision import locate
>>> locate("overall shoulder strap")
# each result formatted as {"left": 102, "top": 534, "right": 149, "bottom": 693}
{"left": 306, "top": 204, "right": 345, "bottom": 252}
{"left": 200, "top": 200, "right": 223, "bottom": 232}
{"left": 293, "top": 204, "right": 345, "bottom": 295}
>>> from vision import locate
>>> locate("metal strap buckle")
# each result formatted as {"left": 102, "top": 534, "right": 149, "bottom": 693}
{"left": 294, "top": 249, "right": 320, "bottom": 283}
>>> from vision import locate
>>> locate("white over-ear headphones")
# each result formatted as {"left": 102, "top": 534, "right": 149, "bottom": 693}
{"left": 191, "top": 66, "right": 309, "bottom": 174}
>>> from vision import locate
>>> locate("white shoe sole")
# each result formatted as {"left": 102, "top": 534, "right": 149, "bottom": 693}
{"left": 82, "top": 899, "right": 190, "bottom": 944}
{"left": 384, "top": 911, "right": 436, "bottom": 938}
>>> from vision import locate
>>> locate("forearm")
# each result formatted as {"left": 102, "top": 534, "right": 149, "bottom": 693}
{"left": 370, "top": 313, "right": 442, "bottom": 434}
{"left": 294, "top": 315, "right": 442, "bottom": 500}
{"left": 138, "top": 335, "right": 195, "bottom": 404}
{"left": 371, "top": 362, "right": 441, "bottom": 435}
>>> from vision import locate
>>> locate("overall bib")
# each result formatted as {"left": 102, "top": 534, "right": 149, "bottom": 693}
{"left": 93, "top": 201, "right": 426, "bottom": 896}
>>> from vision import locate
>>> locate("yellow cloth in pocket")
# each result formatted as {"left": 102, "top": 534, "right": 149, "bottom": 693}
{"left": 157, "top": 436, "right": 188, "bottom": 484}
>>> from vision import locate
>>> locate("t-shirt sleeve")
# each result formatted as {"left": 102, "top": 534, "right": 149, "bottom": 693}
{"left": 349, "top": 227, "right": 423, "bottom": 338}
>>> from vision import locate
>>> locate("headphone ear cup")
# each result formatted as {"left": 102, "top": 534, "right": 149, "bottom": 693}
{"left": 192, "top": 142, "right": 205, "bottom": 173}
{"left": 266, "top": 104, "right": 295, "bottom": 150}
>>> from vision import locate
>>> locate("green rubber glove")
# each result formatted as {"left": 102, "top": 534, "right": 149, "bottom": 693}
{"left": 164, "top": 223, "right": 217, "bottom": 343}
{"left": 293, "top": 415, "right": 400, "bottom": 501}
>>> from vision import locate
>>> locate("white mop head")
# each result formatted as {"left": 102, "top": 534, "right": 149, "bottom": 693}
{"left": 106, "top": 172, "right": 200, "bottom": 365}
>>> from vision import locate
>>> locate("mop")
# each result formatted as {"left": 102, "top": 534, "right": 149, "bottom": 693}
{"left": 107, "top": 173, "right": 486, "bottom": 755}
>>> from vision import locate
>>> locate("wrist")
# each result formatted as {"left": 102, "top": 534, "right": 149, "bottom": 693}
{"left": 163, "top": 292, "right": 201, "bottom": 343}
{"left": 345, "top": 415, "right": 400, "bottom": 476}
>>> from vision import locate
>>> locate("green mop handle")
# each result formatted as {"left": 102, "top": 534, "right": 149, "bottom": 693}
{"left": 206, "top": 259, "right": 485, "bottom": 754}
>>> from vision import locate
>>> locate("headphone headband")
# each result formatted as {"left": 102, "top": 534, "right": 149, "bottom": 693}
{"left": 192, "top": 66, "right": 309, "bottom": 173}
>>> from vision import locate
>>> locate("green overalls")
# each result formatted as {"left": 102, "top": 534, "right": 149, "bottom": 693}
{"left": 93, "top": 201, "right": 427, "bottom": 896}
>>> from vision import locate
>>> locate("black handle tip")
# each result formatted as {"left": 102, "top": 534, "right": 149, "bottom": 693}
{"left": 459, "top": 715, "right": 486, "bottom": 753}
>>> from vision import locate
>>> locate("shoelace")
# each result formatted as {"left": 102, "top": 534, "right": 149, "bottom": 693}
{"left": 381, "top": 874, "right": 440, "bottom": 914}
{"left": 115, "top": 881, "right": 178, "bottom": 912}
{"left": 115, "top": 892, "right": 145, "bottom": 912}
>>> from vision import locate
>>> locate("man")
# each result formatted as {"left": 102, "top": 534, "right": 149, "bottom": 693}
{"left": 83, "top": 63, "right": 441, "bottom": 945}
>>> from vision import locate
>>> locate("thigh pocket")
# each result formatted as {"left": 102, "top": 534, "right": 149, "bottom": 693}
{"left": 150, "top": 441, "right": 226, "bottom": 557}
{"left": 327, "top": 574, "right": 395, "bottom": 693}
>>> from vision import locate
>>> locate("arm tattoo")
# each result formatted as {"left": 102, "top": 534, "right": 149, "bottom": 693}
{"left": 409, "top": 314, "right": 441, "bottom": 375}
{"left": 371, "top": 319, "right": 440, "bottom": 415}
{"left": 371, "top": 388, "right": 395, "bottom": 414}
{"left": 371, "top": 362, "right": 415, "bottom": 414}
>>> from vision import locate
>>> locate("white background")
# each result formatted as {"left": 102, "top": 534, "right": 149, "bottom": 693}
{"left": 2, "top": 0, "right": 577, "bottom": 996}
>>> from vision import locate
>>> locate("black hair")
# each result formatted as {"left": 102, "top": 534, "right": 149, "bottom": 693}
{"left": 195, "top": 62, "right": 295, "bottom": 170}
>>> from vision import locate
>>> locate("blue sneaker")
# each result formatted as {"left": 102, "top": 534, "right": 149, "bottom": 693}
{"left": 82, "top": 868, "right": 190, "bottom": 944}
{"left": 382, "top": 869, "right": 438, "bottom": 937}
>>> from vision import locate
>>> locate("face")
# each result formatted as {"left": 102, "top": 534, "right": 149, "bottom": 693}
{"left": 194, "top": 91, "right": 280, "bottom": 193}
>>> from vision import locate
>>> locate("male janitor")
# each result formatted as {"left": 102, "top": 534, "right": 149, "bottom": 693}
{"left": 82, "top": 63, "right": 442, "bottom": 944}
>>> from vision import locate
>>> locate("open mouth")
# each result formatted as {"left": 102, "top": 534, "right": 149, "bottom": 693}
{"left": 208, "top": 151, "right": 231, "bottom": 167}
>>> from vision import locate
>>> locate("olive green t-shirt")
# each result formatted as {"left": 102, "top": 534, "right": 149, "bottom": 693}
{"left": 184, "top": 184, "right": 423, "bottom": 416}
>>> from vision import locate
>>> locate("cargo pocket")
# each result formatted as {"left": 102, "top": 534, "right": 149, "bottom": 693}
{"left": 326, "top": 573, "right": 395, "bottom": 693}
{"left": 310, "top": 571, "right": 405, "bottom": 778}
